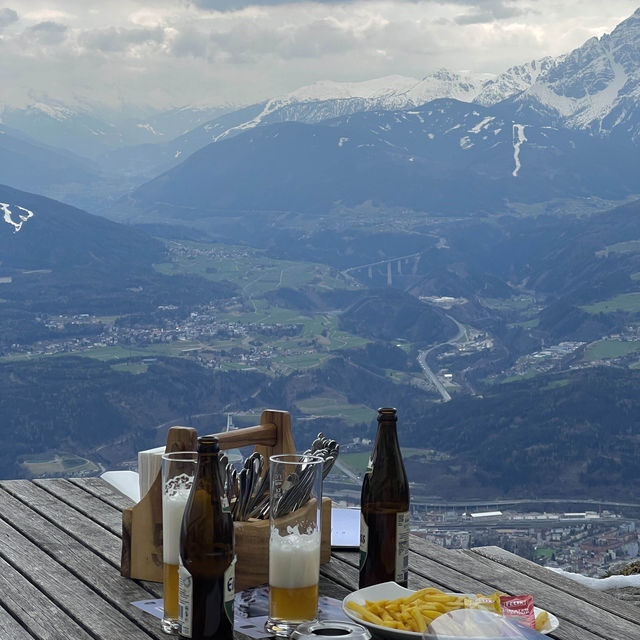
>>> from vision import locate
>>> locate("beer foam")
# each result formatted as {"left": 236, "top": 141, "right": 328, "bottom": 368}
{"left": 269, "top": 528, "right": 320, "bottom": 589}
{"left": 162, "top": 486, "right": 191, "bottom": 564}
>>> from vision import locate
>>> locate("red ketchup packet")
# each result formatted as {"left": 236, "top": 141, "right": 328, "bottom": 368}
{"left": 499, "top": 595, "right": 536, "bottom": 629}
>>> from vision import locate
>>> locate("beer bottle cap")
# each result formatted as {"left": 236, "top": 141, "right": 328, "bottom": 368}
{"left": 377, "top": 407, "right": 397, "bottom": 422}
{"left": 197, "top": 435, "right": 220, "bottom": 453}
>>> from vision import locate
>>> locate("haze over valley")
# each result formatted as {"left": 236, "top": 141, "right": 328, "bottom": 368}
{"left": 4, "top": 6, "right": 640, "bottom": 514}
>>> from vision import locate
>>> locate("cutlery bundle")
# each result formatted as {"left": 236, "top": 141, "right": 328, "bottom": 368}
{"left": 219, "top": 433, "right": 339, "bottom": 521}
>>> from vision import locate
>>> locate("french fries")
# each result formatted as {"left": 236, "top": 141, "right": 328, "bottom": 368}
{"left": 535, "top": 610, "right": 550, "bottom": 632}
{"left": 345, "top": 587, "right": 469, "bottom": 633}
{"left": 346, "top": 587, "right": 553, "bottom": 634}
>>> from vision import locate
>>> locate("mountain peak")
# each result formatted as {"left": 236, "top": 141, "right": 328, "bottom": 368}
{"left": 508, "top": 8, "right": 640, "bottom": 137}
{"left": 280, "top": 75, "right": 418, "bottom": 103}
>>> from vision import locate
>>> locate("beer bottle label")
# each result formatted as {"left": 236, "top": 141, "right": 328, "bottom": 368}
{"left": 224, "top": 557, "right": 236, "bottom": 624}
{"left": 395, "top": 511, "right": 410, "bottom": 584}
{"left": 359, "top": 511, "right": 368, "bottom": 570}
{"left": 178, "top": 557, "right": 193, "bottom": 638}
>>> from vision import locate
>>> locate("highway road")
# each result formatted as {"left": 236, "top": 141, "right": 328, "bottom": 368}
{"left": 417, "top": 314, "right": 466, "bottom": 402}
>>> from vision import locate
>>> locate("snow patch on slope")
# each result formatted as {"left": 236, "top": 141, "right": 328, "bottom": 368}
{"left": 1, "top": 203, "right": 35, "bottom": 233}
{"left": 512, "top": 124, "right": 527, "bottom": 177}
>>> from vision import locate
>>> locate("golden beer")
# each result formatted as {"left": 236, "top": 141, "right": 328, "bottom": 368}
{"left": 266, "top": 453, "right": 324, "bottom": 637}
{"left": 162, "top": 452, "right": 197, "bottom": 634}
{"left": 163, "top": 563, "right": 179, "bottom": 620}
{"left": 269, "top": 583, "right": 319, "bottom": 622}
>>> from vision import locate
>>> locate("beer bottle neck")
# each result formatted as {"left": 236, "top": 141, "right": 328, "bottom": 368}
{"left": 373, "top": 419, "right": 400, "bottom": 453}
{"left": 370, "top": 410, "right": 404, "bottom": 475}
{"left": 194, "top": 436, "right": 224, "bottom": 493}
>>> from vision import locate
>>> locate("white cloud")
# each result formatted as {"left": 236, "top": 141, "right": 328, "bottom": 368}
{"left": 79, "top": 26, "right": 166, "bottom": 54}
{"left": 0, "top": 0, "right": 637, "bottom": 109}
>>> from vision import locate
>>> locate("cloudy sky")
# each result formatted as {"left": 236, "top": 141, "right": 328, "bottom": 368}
{"left": 1, "top": 0, "right": 638, "bottom": 110}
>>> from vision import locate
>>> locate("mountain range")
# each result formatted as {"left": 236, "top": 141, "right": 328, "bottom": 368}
{"left": 122, "top": 8, "right": 640, "bottom": 220}
{"left": 124, "top": 99, "right": 639, "bottom": 221}
{"left": 0, "top": 102, "right": 236, "bottom": 159}
{"left": 3, "top": 9, "right": 640, "bottom": 218}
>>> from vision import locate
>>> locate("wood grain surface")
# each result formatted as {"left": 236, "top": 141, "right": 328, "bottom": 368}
{"left": 0, "top": 477, "right": 637, "bottom": 640}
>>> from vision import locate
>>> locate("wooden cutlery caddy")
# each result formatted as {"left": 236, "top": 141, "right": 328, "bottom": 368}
{"left": 121, "top": 409, "right": 332, "bottom": 590}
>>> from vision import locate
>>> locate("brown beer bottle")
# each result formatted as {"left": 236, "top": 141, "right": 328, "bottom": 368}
{"left": 359, "top": 407, "right": 410, "bottom": 588}
{"left": 178, "top": 436, "right": 235, "bottom": 640}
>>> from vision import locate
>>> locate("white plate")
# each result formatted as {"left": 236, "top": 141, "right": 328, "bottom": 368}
{"left": 342, "top": 582, "right": 559, "bottom": 639}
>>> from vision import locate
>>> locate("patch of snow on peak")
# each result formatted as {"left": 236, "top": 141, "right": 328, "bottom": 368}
{"left": 137, "top": 123, "right": 163, "bottom": 136}
{"left": 286, "top": 75, "right": 418, "bottom": 102}
{"left": 525, "top": 83, "right": 578, "bottom": 117}
{"left": 476, "top": 57, "right": 558, "bottom": 106}
{"left": 568, "top": 50, "right": 629, "bottom": 130}
{"left": 400, "top": 68, "right": 486, "bottom": 106}
{"left": 212, "top": 72, "right": 485, "bottom": 141}
{"left": 28, "top": 102, "right": 75, "bottom": 121}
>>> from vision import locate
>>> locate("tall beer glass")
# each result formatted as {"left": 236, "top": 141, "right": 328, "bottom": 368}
{"left": 162, "top": 451, "right": 197, "bottom": 634}
{"left": 266, "top": 453, "right": 323, "bottom": 637}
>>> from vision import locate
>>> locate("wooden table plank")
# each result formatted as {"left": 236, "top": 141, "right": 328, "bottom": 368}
{"left": 410, "top": 537, "right": 636, "bottom": 640}
{"left": 0, "top": 486, "right": 164, "bottom": 638}
{"left": 331, "top": 548, "right": 506, "bottom": 595}
{"left": 34, "top": 478, "right": 124, "bottom": 536}
{"left": 0, "top": 604, "right": 39, "bottom": 640}
{"left": 3, "top": 480, "right": 163, "bottom": 599}
{"left": 324, "top": 553, "right": 359, "bottom": 592}
{"left": 69, "top": 476, "right": 136, "bottom": 511}
{"left": 1, "top": 480, "right": 123, "bottom": 567}
{"left": 472, "top": 546, "right": 640, "bottom": 624}
{"left": 1, "top": 477, "right": 636, "bottom": 640}
{"left": 319, "top": 574, "right": 351, "bottom": 601}
{"left": 0, "top": 556, "right": 94, "bottom": 640}
{"left": 333, "top": 545, "right": 604, "bottom": 640}
{"left": 0, "top": 513, "right": 157, "bottom": 640}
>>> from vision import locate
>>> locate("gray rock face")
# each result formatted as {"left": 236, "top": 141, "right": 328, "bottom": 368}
{"left": 514, "top": 8, "right": 640, "bottom": 139}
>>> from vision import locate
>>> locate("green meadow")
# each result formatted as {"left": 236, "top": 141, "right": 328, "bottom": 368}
{"left": 21, "top": 453, "right": 99, "bottom": 476}
{"left": 581, "top": 292, "right": 640, "bottom": 314}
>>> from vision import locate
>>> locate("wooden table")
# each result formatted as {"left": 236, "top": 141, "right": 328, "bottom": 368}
{"left": 0, "top": 478, "right": 638, "bottom": 640}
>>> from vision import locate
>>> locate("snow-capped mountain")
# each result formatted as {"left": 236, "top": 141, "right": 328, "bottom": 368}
{"left": 95, "top": 69, "right": 501, "bottom": 177}
{"left": 7, "top": 7, "right": 640, "bottom": 217}
{"left": 127, "top": 96, "right": 639, "bottom": 222}
{"left": 180, "top": 69, "right": 494, "bottom": 148}
{"left": 513, "top": 8, "right": 640, "bottom": 139}
{"left": 0, "top": 102, "right": 135, "bottom": 158}
{"left": 0, "top": 101, "right": 236, "bottom": 159}
{"left": 247, "top": 69, "right": 487, "bottom": 126}
{"left": 170, "top": 8, "right": 640, "bottom": 152}
{"left": 475, "top": 58, "right": 558, "bottom": 106}
{"left": 121, "top": 6, "right": 640, "bottom": 179}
